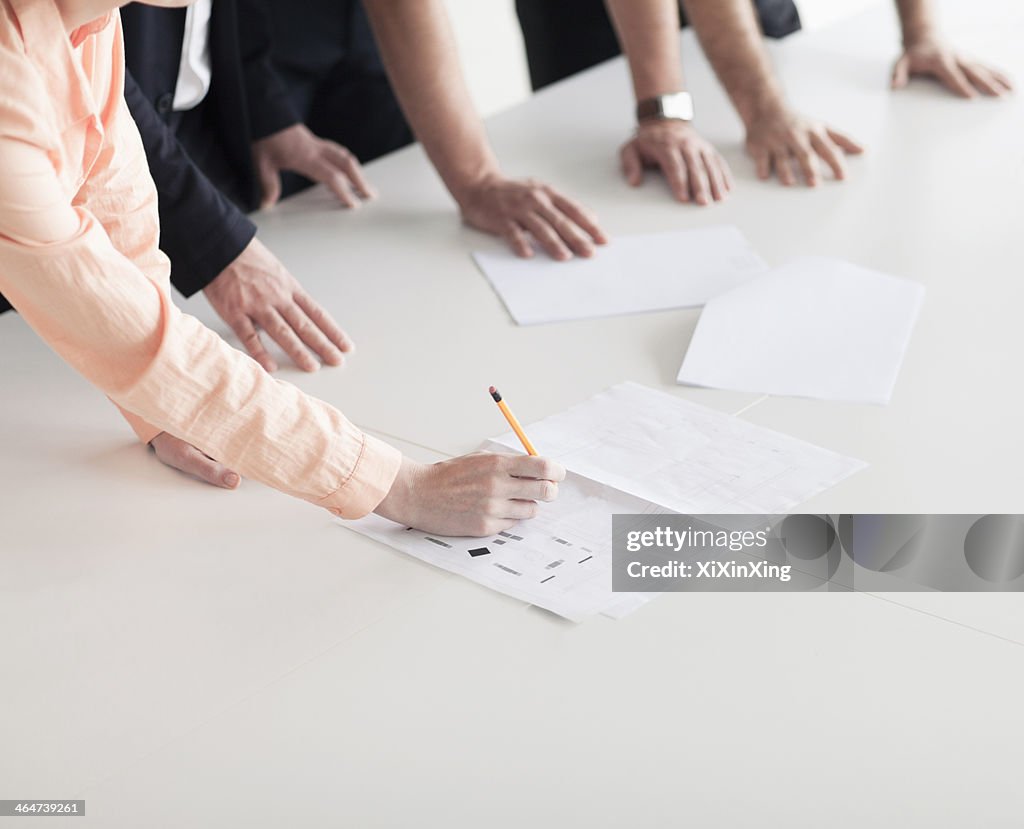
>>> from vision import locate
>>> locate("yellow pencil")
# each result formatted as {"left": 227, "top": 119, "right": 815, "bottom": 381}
{"left": 489, "top": 386, "right": 538, "bottom": 456}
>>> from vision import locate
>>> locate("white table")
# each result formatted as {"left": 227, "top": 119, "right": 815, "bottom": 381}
{"left": 2, "top": 2, "right": 1022, "bottom": 825}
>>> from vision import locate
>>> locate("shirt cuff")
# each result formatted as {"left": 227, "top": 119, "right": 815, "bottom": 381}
{"left": 318, "top": 432, "right": 403, "bottom": 520}
{"left": 114, "top": 403, "right": 163, "bottom": 445}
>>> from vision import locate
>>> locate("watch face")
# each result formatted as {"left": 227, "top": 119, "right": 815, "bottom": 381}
{"left": 662, "top": 93, "right": 695, "bottom": 122}
{"left": 638, "top": 93, "right": 694, "bottom": 123}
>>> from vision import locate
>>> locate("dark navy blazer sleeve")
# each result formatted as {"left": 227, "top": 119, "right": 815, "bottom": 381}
{"left": 236, "top": 0, "right": 302, "bottom": 141}
{"left": 124, "top": 70, "right": 257, "bottom": 297}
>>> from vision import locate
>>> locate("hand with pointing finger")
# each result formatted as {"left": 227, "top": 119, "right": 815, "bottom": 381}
{"left": 252, "top": 123, "right": 377, "bottom": 209}
{"left": 203, "top": 237, "right": 354, "bottom": 373}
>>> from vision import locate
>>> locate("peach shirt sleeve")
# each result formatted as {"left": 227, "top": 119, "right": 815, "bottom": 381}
{"left": 0, "top": 11, "right": 400, "bottom": 518}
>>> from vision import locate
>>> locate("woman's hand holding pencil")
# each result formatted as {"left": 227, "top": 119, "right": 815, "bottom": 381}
{"left": 374, "top": 453, "right": 565, "bottom": 537}
{"left": 373, "top": 385, "right": 563, "bottom": 538}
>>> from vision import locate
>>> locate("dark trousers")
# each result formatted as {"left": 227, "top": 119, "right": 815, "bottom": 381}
{"left": 274, "top": 61, "right": 413, "bottom": 199}
{"left": 515, "top": 0, "right": 802, "bottom": 91}
{"left": 265, "top": 0, "right": 414, "bottom": 199}
{"left": 169, "top": 0, "right": 413, "bottom": 205}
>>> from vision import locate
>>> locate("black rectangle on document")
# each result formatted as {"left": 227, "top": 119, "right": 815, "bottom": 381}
{"left": 468, "top": 547, "right": 491, "bottom": 557}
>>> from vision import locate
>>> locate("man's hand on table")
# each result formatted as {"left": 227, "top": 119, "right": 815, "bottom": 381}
{"left": 620, "top": 120, "right": 733, "bottom": 205}
{"left": 744, "top": 105, "right": 865, "bottom": 187}
{"left": 204, "top": 237, "right": 354, "bottom": 373}
{"left": 456, "top": 173, "right": 608, "bottom": 261}
{"left": 150, "top": 433, "right": 240, "bottom": 490}
{"left": 892, "top": 36, "right": 1014, "bottom": 98}
{"left": 252, "top": 123, "right": 377, "bottom": 209}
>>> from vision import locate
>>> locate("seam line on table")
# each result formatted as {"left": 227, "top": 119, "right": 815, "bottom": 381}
{"left": 731, "top": 394, "right": 771, "bottom": 418}
{"left": 357, "top": 424, "right": 453, "bottom": 459}
{"left": 860, "top": 591, "right": 1024, "bottom": 649}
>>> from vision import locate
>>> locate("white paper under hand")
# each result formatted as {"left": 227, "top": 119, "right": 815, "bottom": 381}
{"left": 473, "top": 226, "right": 768, "bottom": 325}
{"left": 677, "top": 257, "right": 925, "bottom": 404}
{"left": 344, "top": 384, "right": 865, "bottom": 621}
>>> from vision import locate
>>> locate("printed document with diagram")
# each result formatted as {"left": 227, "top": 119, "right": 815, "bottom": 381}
{"left": 342, "top": 384, "right": 866, "bottom": 621}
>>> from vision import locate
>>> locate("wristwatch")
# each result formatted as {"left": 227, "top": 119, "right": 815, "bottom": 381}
{"left": 636, "top": 92, "right": 695, "bottom": 124}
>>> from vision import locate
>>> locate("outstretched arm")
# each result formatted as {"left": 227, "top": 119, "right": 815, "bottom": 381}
{"left": 604, "top": 0, "right": 732, "bottom": 205}
{"left": 682, "top": 0, "right": 864, "bottom": 186}
{"left": 0, "top": 55, "right": 565, "bottom": 537}
{"left": 361, "top": 0, "right": 607, "bottom": 260}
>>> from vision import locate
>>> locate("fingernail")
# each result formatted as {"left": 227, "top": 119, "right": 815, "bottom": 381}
{"left": 223, "top": 472, "right": 240, "bottom": 488}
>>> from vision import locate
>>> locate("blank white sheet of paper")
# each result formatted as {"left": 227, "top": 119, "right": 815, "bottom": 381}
{"left": 340, "top": 383, "right": 865, "bottom": 621}
{"left": 677, "top": 257, "right": 926, "bottom": 404}
{"left": 473, "top": 226, "right": 768, "bottom": 325}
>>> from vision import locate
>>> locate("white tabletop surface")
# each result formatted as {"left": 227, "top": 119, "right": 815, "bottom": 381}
{"left": 2, "top": 1, "right": 1023, "bottom": 826}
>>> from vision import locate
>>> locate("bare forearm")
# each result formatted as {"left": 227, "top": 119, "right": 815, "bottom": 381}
{"left": 604, "top": 0, "right": 685, "bottom": 100}
{"left": 361, "top": 0, "right": 499, "bottom": 201}
{"left": 681, "top": 0, "right": 786, "bottom": 126}
{"left": 364, "top": 0, "right": 608, "bottom": 259}
{"left": 894, "top": 0, "right": 940, "bottom": 45}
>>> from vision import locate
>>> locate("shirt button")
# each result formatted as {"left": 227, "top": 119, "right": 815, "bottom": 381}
{"left": 156, "top": 93, "right": 174, "bottom": 115}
